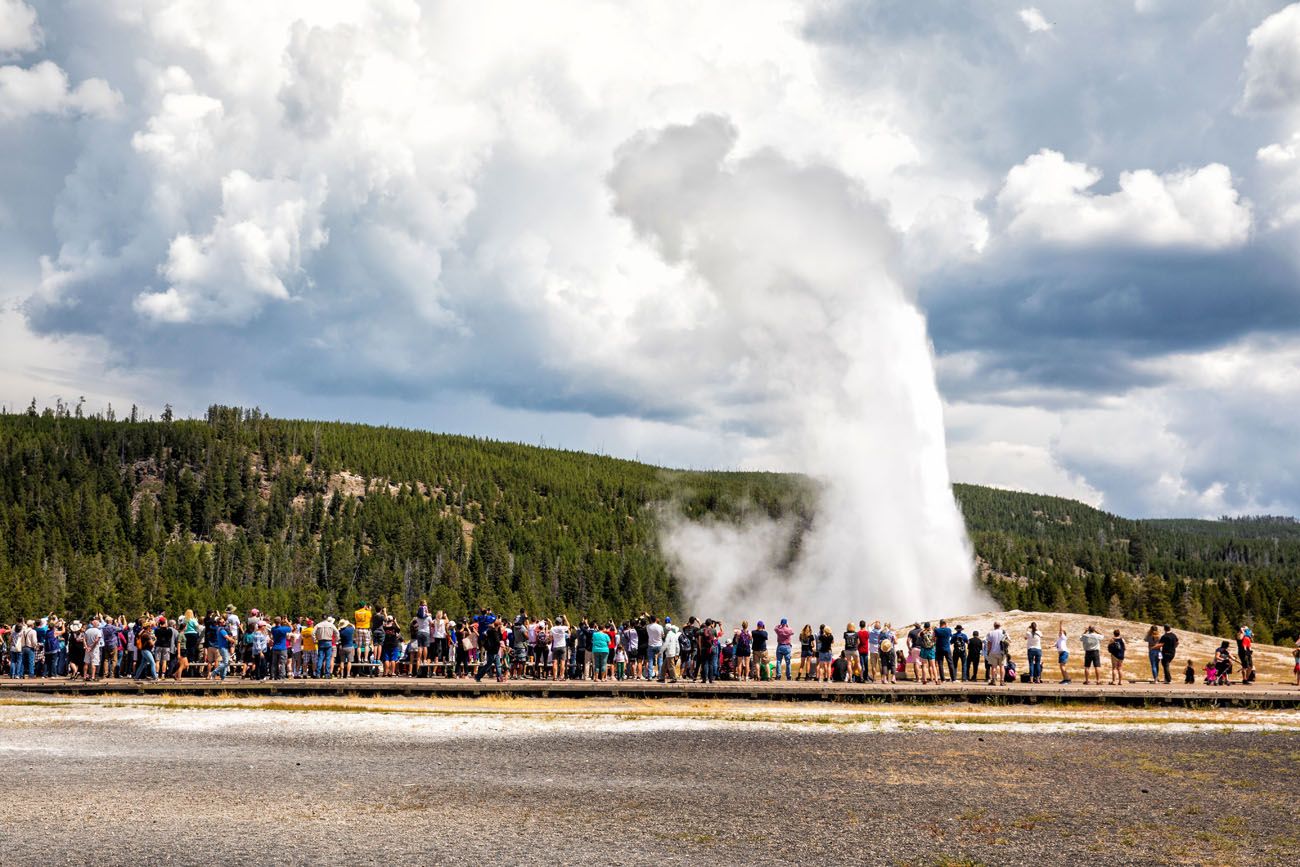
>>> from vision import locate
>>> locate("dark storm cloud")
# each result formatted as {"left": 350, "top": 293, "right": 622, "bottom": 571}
{"left": 924, "top": 243, "right": 1300, "bottom": 400}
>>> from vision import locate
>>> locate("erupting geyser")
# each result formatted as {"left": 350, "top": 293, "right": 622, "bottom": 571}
{"left": 609, "top": 115, "right": 987, "bottom": 627}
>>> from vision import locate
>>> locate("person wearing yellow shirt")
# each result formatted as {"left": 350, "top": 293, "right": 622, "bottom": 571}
{"left": 302, "top": 619, "right": 316, "bottom": 677}
{"left": 353, "top": 603, "right": 373, "bottom": 663}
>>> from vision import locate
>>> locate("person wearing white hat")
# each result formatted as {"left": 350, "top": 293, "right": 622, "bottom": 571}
{"left": 66, "top": 620, "right": 85, "bottom": 679}
{"left": 314, "top": 615, "right": 338, "bottom": 679}
{"left": 82, "top": 619, "right": 103, "bottom": 681}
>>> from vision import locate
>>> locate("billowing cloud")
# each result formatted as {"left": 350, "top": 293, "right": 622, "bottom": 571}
{"left": 0, "top": 60, "right": 120, "bottom": 120}
{"left": 1241, "top": 3, "right": 1300, "bottom": 113}
{"left": 996, "top": 149, "right": 1251, "bottom": 249}
{"left": 4, "top": 0, "right": 1300, "bottom": 521}
{"left": 0, "top": 0, "right": 39, "bottom": 57}
{"left": 136, "top": 171, "right": 328, "bottom": 323}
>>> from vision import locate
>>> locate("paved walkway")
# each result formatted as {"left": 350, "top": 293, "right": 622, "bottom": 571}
{"left": 3, "top": 675, "right": 1298, "bottom": 706}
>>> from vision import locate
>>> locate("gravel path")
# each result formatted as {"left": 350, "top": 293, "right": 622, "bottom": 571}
{"left": 3, "top": 702, "right": 1297, "bottom": 865}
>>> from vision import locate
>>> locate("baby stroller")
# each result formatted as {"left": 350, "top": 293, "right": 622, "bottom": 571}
{"left": 1212, "top": 648, "right": 1233, "bottom": 685}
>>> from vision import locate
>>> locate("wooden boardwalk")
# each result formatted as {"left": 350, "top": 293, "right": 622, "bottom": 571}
{"left": 3, "top": 676, "right": 1298, "bottom": 707}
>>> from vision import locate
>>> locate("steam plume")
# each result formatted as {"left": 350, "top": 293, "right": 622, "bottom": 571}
{"left": 609, "top": 115, "right": 986, "bottom": 627}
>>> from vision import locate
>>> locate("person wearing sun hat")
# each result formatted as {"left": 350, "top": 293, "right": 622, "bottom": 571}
{"left": 65, "top": 619, "right": 85, "bottom": 679}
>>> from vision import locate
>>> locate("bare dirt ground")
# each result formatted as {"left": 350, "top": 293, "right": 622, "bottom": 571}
{"left": 949, "top": 609, "right": 1298, "bottom": 683}
{"left": 2, "top": 696, "right": 1298, "bottom": 866}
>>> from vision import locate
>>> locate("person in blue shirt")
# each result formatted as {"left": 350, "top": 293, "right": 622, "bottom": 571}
{"left": 933, "top": 619, "right": 955, "bottom": 683}
{"left": 338, "top": 619, "right": 356, "bottom": 679}
{"left": 269, "top": 617, "right": 292, "bottom": 680}
{"left": 212, "top": 622, "right": 232, "bottom": 681}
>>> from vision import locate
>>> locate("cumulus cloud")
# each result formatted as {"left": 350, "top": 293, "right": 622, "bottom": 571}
{"left": 0, "top": 0, "right": 39, "bottom": 57}
{"left": 1018, "top": 7, "right": 1052, "bottom": 33}
{"left": 136, "top": 171, "right": 328, "bottom": 323}
{"left": 0, "top": 59, "right": 121, "bottom": 120}
{"left": 5, "top": 0, "right": 1300, "bottom": 523}
{"left": 996, "top": 149, "right": 1252, "bottom": 249}
{"left": 1240, "top": 3, "right": 1300, "bottom": 114}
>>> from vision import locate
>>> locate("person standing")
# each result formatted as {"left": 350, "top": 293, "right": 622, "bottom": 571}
{"left": 270, "top": 617, "right": 291, "bottom": 680}
{"left": 550, "top": 616, "right": 569, "bottom": 680}
{"left": 842, "top": 622, "right": 859, "bottom": 682}
{"left": 153, "top": 618, "right": 174, "bottom": 680}
{"left": 1236, "top": 626, "right": 1255, "bottom": 685}
{"left": 751, "top": 620, "right": 769, "bottom": 681}
{"left": 21, "top": 620, "right": 39, "bottom": 679}
{"left": 965, "top": 630, "right": 982, "bottom": 683}
{"left": 65, "top": 620, "right": 85, "bottom": 680}
{"left": 934, "top": 620, "right": 954, "bottom": 683}
{"left": 697, "top": 620, "right": 718, "bottom": 684}
{"left": 590, "top": 623, "right": 610, "bottom": 682}
{"left": 1080, "top": 625, "right": 1104, "bottom": 685}
{"left": 816, "top": 625, "right": 834, "bottom": 682}
{"left": 133, "top": 623, "right": 157, "bottom": 681}
{"left": 1107, "top": 629, "right": 1127, "bottom": 685}
{"left": 1158, "top": 625, "right": 1179, "bottom": 685}
{"left": 951, "top": 625, "right": 968, "bottom": 682}
{"left": 338, "top": 618, "right": 355, "bottom": 678}
{"left": 249, "top": 621, "right": 269, "bottom": 680}
{"left": 82, "top": 619, "right": 103, "bottom": 681}
{"left": 475, "top": 617, "right": 504, "bottom": 682}
{"left": 413, "top": 602, "right": 432, "bottom": 670}
{"left": 353, "top": 603, "right": 373, "bottom": 664}
{"left": 660, "top": 618, "right": 680, "bottom": 683}
{"left": 315, "top": 616, "right": 338, "bottom": 679}
{"left": 101, "top": 616, "right": 120, "bottom": 679}
{"left": 798, "top": 624, "right": 815, "bottom": 681}
{"left": 211, "top": 618, "right": 233, "bottom": 681}
{"left": 878, "top": 626, "right": 897, "bottom": 685}
{"left": 774, "top": 618, "right": 794, "bottom": 681}
{"left": 645, "top": 616, "right": 664, "bottom": 681}
{"left": 381, "top": 616, "right": 402, "bottom": 677}
{"left": 1025, "top": 622, "right": 1043, "bottom": 685}
{"left": 1143, "top": 625, "right": 1161, "bottom": 683}
{"left": 855, "top": 620, "right": 872, "bottom": 683}
{"left": 984, "top": 623, "right": 1007, "bottom": 686}
{"left": 182, "top": 609, "right": 200, "bottom": 663}
{"left": 1055, "top": 623, "right": 1071, "bottom": 684}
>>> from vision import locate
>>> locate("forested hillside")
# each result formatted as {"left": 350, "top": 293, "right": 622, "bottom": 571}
{"left": 955, "top": 485, "right": 1300, "bottom": 643}
{"left": 1, "top": 405, "right": 1297, "bottom": 643}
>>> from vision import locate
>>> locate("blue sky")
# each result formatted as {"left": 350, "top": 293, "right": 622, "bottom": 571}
{"left": 3, "top": 1, "right": 1300, "bottom": 518}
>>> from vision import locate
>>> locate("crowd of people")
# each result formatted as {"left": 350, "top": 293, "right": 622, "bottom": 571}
{"left": 3, "top": 604, "right": 1298, "bottom": 687}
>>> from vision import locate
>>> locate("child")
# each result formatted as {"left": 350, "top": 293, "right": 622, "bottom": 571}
{"left": 1004, "top": 658, "right": 1018, "bottom": 684}
{"left": 614, "top": 645, "right": 627, "bottom": 681}
{"left": 1203, "top": 661, "right": 1218, "bottom": 686}
{"left": 1184, "top": 659, "right": 1195, "bottom": 685}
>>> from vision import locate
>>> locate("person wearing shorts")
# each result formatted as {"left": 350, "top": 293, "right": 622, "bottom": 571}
{"left": 1079, "top": 626, "right": 1103, "bottom": 684}
{"left": 877, "top": 633, "right": 897, "bottom": 685}
{"left": 353, "top": 604, "right": 373, "bottom": 663}
{"left": 1055, "top": 624, "right": 1071, "bottom": 683}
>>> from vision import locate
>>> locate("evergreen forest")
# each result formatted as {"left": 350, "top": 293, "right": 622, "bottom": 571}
{"left": 2, "top": 404, "right": 1297, "bottom": 644}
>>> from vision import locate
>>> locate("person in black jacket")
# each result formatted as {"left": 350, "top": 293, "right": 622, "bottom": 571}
{"left": 965, "top": 631, "right": 982, "bottom": 682}
{"left": 1158, "top": 626, "right": 1179, "bottom": 684}
{"left": 475, "top": 620, "right": 504, "bottom": 683}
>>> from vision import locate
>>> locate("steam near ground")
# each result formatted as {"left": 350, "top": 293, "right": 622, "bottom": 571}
{"left": 623, "top": 119, "right": 987, "bottom": 627}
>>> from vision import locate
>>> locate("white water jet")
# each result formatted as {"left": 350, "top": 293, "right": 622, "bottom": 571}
{"left": 609, "top": 115, "right": 986, "bottom": 628}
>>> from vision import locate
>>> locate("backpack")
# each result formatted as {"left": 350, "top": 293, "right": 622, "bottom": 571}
{"left": 953, "top": 633, "right": 968, "bottom": 651}
{"left": 678, "top": 632, "right": 693, "bottom": 655}
{"left": 920, "top": 629, "right": 935, "bottom": 650}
